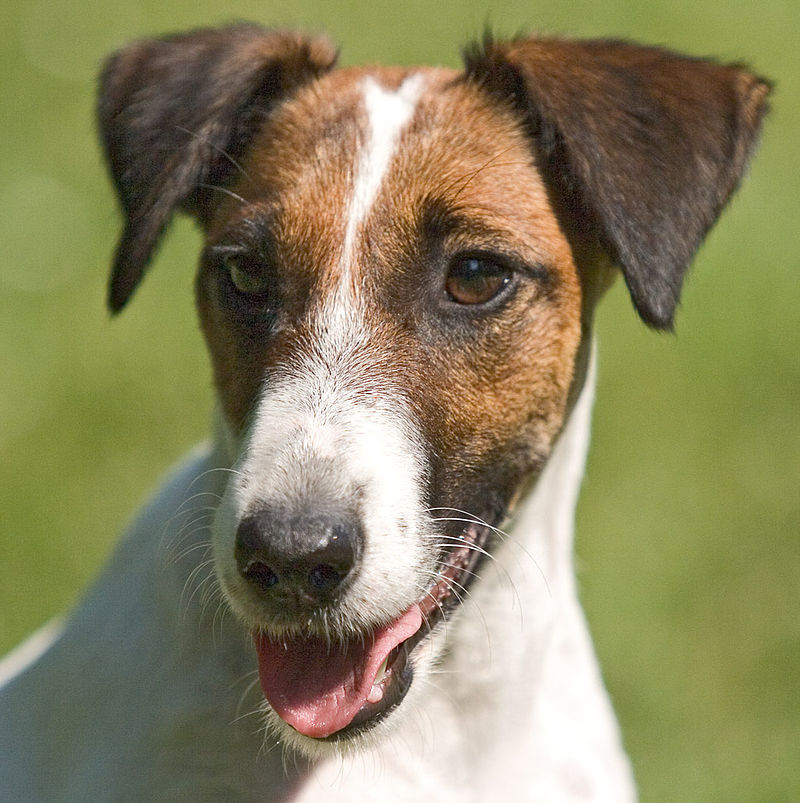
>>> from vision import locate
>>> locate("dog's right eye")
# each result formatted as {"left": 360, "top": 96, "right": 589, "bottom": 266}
{"left": 223, "top": 256, "right": 271, "bottom": 297}
{"left": 445, "top": 256, "right": 513, "bottom": 306}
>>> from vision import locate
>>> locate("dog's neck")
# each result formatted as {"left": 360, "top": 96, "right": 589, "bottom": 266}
{"left": 511, "top": 338, "right": 598, "bottom": 586}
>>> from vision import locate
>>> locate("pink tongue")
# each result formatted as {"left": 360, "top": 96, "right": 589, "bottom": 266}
{"left": 253, "top": 605, "right": 423, "bottom": 739}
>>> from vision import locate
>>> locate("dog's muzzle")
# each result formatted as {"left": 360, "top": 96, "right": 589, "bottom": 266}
{"left": 235, "top": 507, "right": 492, "bottom": 740}
{"left": 233, "top": 504, "right": 423, "bottom": 738}
{"left": 218, "top": 380, "right": 495, "bottom": 742}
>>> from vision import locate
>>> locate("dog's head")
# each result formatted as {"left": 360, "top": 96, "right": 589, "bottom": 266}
{"left": 99, "top": 25, "right": 768, "bottom": 753}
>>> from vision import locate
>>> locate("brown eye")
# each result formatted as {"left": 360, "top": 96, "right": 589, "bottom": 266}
{"left": 445, "top": 256, "right": 511, "bottom": 305}
{"left": 225, "top": 256, "right": 270, "bottom": 296}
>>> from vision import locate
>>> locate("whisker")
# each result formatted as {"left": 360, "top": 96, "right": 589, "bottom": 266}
{"left": 418, "top": 569, "right": 493, "bottom": 659}
{"left": 159, "top": 504, "right": 217, "bottom": 553}
{"left": 180, "top": 556, "right": 216, "bottom": 615}
{"left": 427, "top": 508, "right": 551, "bottom": 597}
{"left": 231, "top": 671, "right": 262, "bottom": 723}
{"left": 197, "top": 182, "right": 247, "bottom": 205}
{"left": 164, "top": 517, "right": 215, "bottom": 562}
{"left": 174, "top": 488, "right": 225, "bottom": 514}
{"left": 442, "top": 145, "right": 526, "bottom": 202}
{"left": 171, "top": 538, "right": 215, "bottom": 564}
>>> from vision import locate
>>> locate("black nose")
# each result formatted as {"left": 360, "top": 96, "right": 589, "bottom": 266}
{"left": 235, "top": 508, "right": 360, "bottom": 605}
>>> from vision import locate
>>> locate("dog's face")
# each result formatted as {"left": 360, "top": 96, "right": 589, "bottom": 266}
{"left": 198, "top": 68, "right": 584, "bottom": 747}
{"left": 98, "top": 26, "right": 768, "bottom": 753}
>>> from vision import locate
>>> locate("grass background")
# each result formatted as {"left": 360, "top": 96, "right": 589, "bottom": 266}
{"left": 1, "top": 0, "right": 797, "bottom": 799}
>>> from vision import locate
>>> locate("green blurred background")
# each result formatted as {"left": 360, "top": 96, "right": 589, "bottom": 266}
{"left": 1, "top": 0, "right": 797, "bottom": 799}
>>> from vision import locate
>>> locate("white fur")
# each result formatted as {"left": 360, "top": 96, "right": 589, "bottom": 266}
{"left": 0, "top": 617, "right": 63, "bottom": 687}
{"left": 214, "top": 352, "right": 432, "bottom": 642}
{"left": 340, "top": 74, "right": 425, "bottom": 275}
{"left": 0, "top": 358, "right": 636, "bottom": 801}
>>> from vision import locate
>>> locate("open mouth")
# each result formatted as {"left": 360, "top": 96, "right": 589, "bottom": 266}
{"left": 251, "top": 521, "right": 491, "bottom": 740}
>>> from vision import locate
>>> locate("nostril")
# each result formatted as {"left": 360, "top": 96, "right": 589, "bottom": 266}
{"left": 243, "top": 561, "right": 279, "bottom": 590}
{"left": 310, "top": 523, "right": 354, "bottom": 575}
{"left": 307, "top": 563, "right": 343, "bottom": 591}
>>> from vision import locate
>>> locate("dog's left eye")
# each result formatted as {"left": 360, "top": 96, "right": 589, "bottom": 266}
{"left": 445, "top": 256, "right": 512, "bottom": 305}
{"left": 224, "top": 256, "right": 271, "bottom": 297}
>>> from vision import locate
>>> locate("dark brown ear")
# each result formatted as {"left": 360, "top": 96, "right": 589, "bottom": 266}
{"left": 98, "top": 24, "right": 337, "bottom": 313}
{"left": 464, "top": 36, "right": 770, "bottom": 329}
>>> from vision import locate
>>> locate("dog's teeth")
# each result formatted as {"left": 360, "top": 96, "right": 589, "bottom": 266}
{"left": 374, "top": 656, "right": 388, "bottom": 685}
{"left": 367, "top": 685, "right": 384, "bottom": 704}
{"left": 369, "top": 655, "right": 390, "bottom": 705}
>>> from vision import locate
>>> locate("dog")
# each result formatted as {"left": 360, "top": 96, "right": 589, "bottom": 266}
{"left": 0, "top": 25, "right": 768, "bottom": 801}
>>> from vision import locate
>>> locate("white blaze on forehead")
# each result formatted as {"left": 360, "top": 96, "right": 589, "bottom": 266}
{"left": 341, "top": 73, "right": 426, "bottom": 274}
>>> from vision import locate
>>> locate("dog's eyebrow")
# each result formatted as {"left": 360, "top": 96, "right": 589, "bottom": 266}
{"left": 418, "top": 195, "right": 554, "bottom": 277}
{"left": 418, "top": 195, "right": 464, "bottom": 238}
{"left": 209, "top": 213, "right": 277, "bottom": 252}
{"left": 418, "top": 195, "right": 526, "bottom": 245}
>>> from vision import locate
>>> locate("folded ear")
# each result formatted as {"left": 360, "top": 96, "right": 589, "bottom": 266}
{"left": 98, "top": 24, "right": 337, "bottom": 312}
{"left": 464, "top": 36, "right": 770, "bottom": 328}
